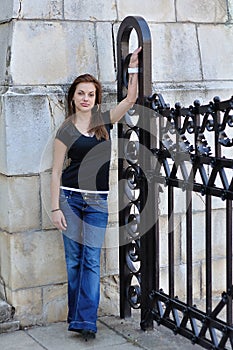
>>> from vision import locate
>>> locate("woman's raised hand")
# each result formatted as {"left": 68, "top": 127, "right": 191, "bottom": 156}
{"left": 129, "top": 47, "right": 142, "bottom": 68}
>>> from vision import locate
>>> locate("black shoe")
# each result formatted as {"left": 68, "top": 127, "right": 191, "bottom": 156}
{"left": 81, "top": 330, "right": 96, "bottom": 341}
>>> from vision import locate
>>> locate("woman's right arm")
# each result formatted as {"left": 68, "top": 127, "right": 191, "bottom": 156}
{"left": 50, "top": 138, "right": 68, "bottom": 231}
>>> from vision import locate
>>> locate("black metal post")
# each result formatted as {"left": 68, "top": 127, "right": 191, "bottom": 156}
{"left": 117, "top": 16, "right": 152, "bottom": 320}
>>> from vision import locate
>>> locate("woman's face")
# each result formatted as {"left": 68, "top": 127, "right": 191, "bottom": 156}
{"left": 73, "top": 82, "right": 96, "bottom": 113}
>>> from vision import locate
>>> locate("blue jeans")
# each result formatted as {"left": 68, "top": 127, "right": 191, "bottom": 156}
{"left": 60, "top": 190, "right": 109, "bottom": 333}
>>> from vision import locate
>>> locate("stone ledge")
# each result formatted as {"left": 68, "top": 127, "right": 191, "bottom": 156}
{"left": 0, "top": 320, "right": 20, "bottom": 333}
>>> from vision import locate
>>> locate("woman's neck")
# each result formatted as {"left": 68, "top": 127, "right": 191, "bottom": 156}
{"left": 72, "top": 112, "right": 93, "bottom": 136}
{"left": 74, "top": 111, "right": 91, "bottom": 123}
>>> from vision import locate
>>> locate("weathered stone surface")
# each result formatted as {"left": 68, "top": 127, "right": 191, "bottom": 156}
{"left": 151, "top": 23, "right": 202, "bottom": 83}
{"left": 153, "top": 81, "right": 233, "bottom": 110}
{"left": 10, "top": 21, "right": 97, "bottom": 85}
{"left": 15, "top": 0, "right": 63, "bottom": 19}
{"left": 0, "top": 88, "right": 65, "bottom": 175}
{"left": 181, "top": 209, "right": 228, "bottom": 263}
{"left": 228, "top": 0, "right": 233, "bottom": 22}
{"left": 202, "top": 258, "right": 226, "bottom": 296}
{"left": 0, "top": 233, "right": 10, "bottom": 296}
{"left": 159, "top": 182, "right": 227, "bottom": 219}
{"left": 117, "top": 0, "right": 176, "bottom": 22}
{"left": 159, "top": 215, "right": 182, "bottom": 267}
{"left": 0, "top": 23, "right": 12, "bottom": 85}
{"left": 40, "top": 171, "right": 54, "bottom": 230}
{"left": 0, "top": 320, "right": 20, "bottom": 333}
{"left": 198, "top": 24, "right": 233, "bottom": 80}
{"left": 0, "top": 277, "right": 7, "bottom": 300}
{"left": 104, "top": 245, "right": 119, "bottom": 276}
{"left": 108, "top": 171, "right": 119, "bottom": 224}
{"left": 8, "top": 287, "right": 43, "bottom": 327}
{"left": 64, "top": 0, "right": 117, "bottom": 20}
{"left": 103, "top": 222, "right": 119, "bottom": 251}
{"left": 0, "top": 300, "right": 14, "bottom": 323}
{"left": 160, "top": 263, "right": 201, "bottom": 300}
{"left": 99, "top": 275, "right": 119, "bottom": 316}
{"left": 96, "top": 22, "right": 116, "bottom": 83}
{"left": 42, "top": 284, "right": 67, "bottom": 324}
{"left": 177, "top": 0, "right": 228, "bottom": 23}
{"left": 0, "top": 175, "right": 40, "bottom": 232}
{"left": 0, "top": 230, "right": 66, "bottom": 290}
{"left": 0, "top": 0, "right": 14, "bottom": 21}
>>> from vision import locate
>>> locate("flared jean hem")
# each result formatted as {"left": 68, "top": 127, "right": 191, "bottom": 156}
{"left": 68, "top": 320, "right": 97, "bottom": 333}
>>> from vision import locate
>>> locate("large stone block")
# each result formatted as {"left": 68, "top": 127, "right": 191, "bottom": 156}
{"left": 0, "top": 230, "right": 66, "bottom": 290}
{"left": 7, "top": 287, "right": 43, "bottom": 327}
{"left": 10, "top": 21, "right": 97, "bottom": 85}
{"left": 64, "top": 0, "right": 117, "bottom": 20}
{"left": 117, "top": 0, "right": 176, "bottom": 22}
{"left": 0, "top": 0, "right": 14, "bottom": 21}
{"left": 15, "top": 0, "right": 63, "bottom": 19}
{"left": 0, "top": 175, "right": 40, "bottom": 233}
{"left": 176, "top": 0, "right": 227, "bottom": 23}
{"left": 198, "top": 24, "right": 233, "bottom": 80}
{"left": 0, "top": 88, "right": 65, "bottom": 175}
{"left": 151, "top": 23, "right": 202, "bottom": 83}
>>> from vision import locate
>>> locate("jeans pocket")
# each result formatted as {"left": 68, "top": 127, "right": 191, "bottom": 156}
{"left": 59, "top": 193, "right": 68, "bottom": 204}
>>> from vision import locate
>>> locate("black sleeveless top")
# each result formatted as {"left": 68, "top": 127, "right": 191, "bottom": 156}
{"left": 55, "top": 111, "right": 112, "bottom": 191}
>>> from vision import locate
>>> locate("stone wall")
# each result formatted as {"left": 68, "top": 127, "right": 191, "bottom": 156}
{"left": 0, "top": 0, "right": 233, "bottom": 327}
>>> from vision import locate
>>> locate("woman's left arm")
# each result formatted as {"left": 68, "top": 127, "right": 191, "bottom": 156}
{"left": 110, "top": 47, "right": 142, "bottom": 124}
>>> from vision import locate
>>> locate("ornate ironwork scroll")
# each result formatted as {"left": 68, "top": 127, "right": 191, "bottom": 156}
{"left": 144, "top": 94, "right": 233, "bottom": 349}
{"left": 117, "top": 16, "right": 154, "bottom": 322}
{"left": 117, "top": 15, "right": 233, "bottom": 349}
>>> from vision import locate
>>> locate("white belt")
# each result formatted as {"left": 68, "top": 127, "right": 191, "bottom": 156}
{"left": 60, "top": 186, "right": 109, "bottom": 194}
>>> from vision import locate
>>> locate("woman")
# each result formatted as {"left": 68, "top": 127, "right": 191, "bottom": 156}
{"left": 50, "top": 47, "right": 141, "bottom": 340}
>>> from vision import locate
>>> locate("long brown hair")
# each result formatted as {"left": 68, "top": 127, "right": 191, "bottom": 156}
{"left": 67, "top": 74, "right": 109, "bottom": 140}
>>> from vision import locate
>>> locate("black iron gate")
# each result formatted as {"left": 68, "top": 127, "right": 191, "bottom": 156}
{"left": 117, "top": 16, "right": 233, "bottom": 349}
